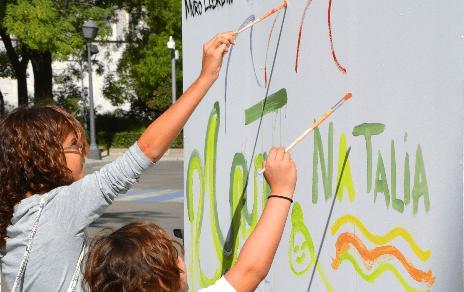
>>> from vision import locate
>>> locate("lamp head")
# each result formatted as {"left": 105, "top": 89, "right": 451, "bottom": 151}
{"left": 167, "top": 36, "right": 175, "bottom": 50}
{"left": 83, "top": 20, "right": 98, "bottom": 40}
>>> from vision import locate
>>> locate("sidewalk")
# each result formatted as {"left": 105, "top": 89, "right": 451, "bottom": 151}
{"left": 86, "top": 148, "right": 184, "bottom": 165}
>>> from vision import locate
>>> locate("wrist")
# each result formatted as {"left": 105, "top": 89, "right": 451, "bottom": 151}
{"left": 269, "top": 188, "right": 294, "bottom": 198}
{"left": 197, "top": 73, "right": 216, "bottom": 87}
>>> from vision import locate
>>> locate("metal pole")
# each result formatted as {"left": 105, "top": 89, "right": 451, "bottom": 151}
{"left": 171, "top": 49, "right": 176, "bottom": 104}
{"left": 86, "top": 43, "right": 101, "bottom": 160}
{"left": 79, "top": 60, "right": 88, "bottom": 130}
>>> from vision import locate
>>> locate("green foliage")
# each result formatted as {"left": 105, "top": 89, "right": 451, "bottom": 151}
{"left": 103, "top": 0, "right": 182, "bottom": 115}
{"left": 111, "top": 129, "right": 144, "bottom": 148}
{"left": 54, "top": 66, "right": 85, "bottom": 120}
{"left": 97, "top": 128, "right": 183, "bottom": 150}
{"left": 4, "top": 0, "right": 113, "bottom": 59}
{"left": 94, "top": 110, "right": 184, "bottom": 150}
{"left": 95, "top": 110, "right": 145, "bottom": 150}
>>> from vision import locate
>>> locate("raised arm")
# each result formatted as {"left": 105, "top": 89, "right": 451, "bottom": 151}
{"left": 225, "top": 148, "right": 297, "bottom": 292}
{"left": 137, "top": 32, "right": 236, "bottom": 161}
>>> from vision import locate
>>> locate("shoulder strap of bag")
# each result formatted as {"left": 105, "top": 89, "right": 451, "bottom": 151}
{"left": 11, "top": 194, "right": 49, "bottom": 292}
{"left": 11, "top": 194, "right": 87, "bottom": 292}
{"left": 66, "top": 242, "right": 86, "bottom": 292}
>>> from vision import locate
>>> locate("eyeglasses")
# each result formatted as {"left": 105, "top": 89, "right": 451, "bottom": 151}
{"left": 63, "top": 143, "right": 84, "bottom": 154}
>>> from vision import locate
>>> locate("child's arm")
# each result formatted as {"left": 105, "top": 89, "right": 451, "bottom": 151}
{"left": 225, "top": 148, "right": 297, "bottom": 292}
{"left": 137, "top": 32, "right": 236, "bottom": 162}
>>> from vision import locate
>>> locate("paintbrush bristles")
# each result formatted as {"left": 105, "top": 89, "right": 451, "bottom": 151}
{"left": 235, "top": 0, "right": 287, "bottom": 35}
{"left": 343, "top": 92, "right": 352, "bottom": 100}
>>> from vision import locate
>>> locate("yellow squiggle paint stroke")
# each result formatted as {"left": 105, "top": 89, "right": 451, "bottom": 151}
{"left": 337, "top": 253, "right": 430, "bottom": 292}
{"left": 331, "top": 215, "right": 431, "bottom": 262}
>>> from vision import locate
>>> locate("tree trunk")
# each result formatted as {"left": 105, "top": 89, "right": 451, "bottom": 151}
{"left": 0, "top": 89, "right": 5, "bottom": 117}
{"left": 0, "top": 29, "right": 30, "bottom": 106}
{"left": 16, "top": 69, "right": 28, "bottom": 105}
{"left": 30, "top": 50, "right": 53, "bottom": 105}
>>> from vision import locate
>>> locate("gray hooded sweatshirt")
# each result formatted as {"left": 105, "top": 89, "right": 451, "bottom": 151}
{"left": 0, "top": 143, "right": 152, "bottom": 291}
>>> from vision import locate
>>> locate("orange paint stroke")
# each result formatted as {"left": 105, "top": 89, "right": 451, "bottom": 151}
{"left": 328, "top": 0, "right": 347, "bottom": 73}
{"left": 295, "top": 0, "right": 314, "bottom": 73}
{"left": 332, "top": 233, "right": 435, "bottom": 286}
{"left": 264, "top": 13, "right": 280, "bottom": 88}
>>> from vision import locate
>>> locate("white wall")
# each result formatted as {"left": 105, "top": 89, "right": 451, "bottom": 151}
{"left": 183, "top": 0, "right": 464, "bottom": 291}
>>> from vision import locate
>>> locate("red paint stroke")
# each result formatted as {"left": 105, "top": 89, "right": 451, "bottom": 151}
{"left": 332, "top": 232, "right": 436, "bottom": 286}
{"left": 264, "top": 13, "right": 280, "bottom": 88}
{"left": 328, "top": 0, "right": 347, "bottom": 73}
{"left": 295, "top": 0, "right": 314, "bottom": 73}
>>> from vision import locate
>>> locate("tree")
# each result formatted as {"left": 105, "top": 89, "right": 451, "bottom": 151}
{"left": 0, "top": 0, "right": 30, "bottom": 106}
{"left": 102, "top": 0, "right": 182, "bottom": 118}
{"left": 3, "top": 0, "right": 113, "bottom": 105}
{"left": 0, "top": 51, "right": 13, "bottom": 115}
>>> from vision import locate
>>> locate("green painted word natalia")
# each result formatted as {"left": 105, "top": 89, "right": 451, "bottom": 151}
{"left": 186, "top": 103, "right": 431, "bottom": 289}
{"left": 313, "top": 123, "right": 430, "bottom": 214}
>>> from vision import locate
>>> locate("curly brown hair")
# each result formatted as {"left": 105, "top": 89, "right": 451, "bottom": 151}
{"left": 84, "top": 221, "right": 185, "bottom": 292}
{"left": 0, "top": 104, "right": 88, "bottom": 247}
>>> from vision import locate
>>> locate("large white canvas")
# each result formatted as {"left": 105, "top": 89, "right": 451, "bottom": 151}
{"left": 182, "top": 0, "right": 464, "bottom": 291}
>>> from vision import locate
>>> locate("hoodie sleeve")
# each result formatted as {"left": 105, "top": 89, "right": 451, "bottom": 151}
{"left": 50, "top": 142, "right": 153, "bottom": 235}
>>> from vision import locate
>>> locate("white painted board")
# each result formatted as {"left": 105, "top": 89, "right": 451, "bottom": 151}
{"left": 183, "top": 0, "right": 464, "bottom": 291}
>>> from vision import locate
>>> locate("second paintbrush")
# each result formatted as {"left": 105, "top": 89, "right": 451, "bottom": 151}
{"left": 235, "top": 0, "right": 288, "bottom": 35}
{"left": 259, "top": 92, "right": 353, "bottom": 175}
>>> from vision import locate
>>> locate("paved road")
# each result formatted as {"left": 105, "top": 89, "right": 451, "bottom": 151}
{"left": 84, "top": 159, "right": 184, "bottom": 241}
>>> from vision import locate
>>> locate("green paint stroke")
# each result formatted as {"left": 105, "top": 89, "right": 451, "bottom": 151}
{"left": 186, "top": 151, "right": 203, "bottom": 290}
{"left": 412, "top": 145, "right": 430, "bottom": 214}
{"left": 336, "top": 133, "right": 355, "bottom": 202}
{"left": 352, "top": 123, "right": 385, "bottom": 193}
{"left": 244, "top": 88, "right": 288, "bottom": 125}
{"left": 374, "top": 150, "right": 391, "bottom": 208}
{"left": 186, "top": 150, "right": 203, "bottom": 223}
{"left": 391, "top": 140, "right": 405, "bottom": 213}
{"left": 288, "top": 203, "right": 333, "bottom": 291}
{"left": 204, "top": 102, "right": 228, "bottom": 267}
{"left": 312, "top": 123, "right": 333, "bottom": 203}
{"left": 337, "top": 253, "right": 430, "bottom": 292}
{"left": 404, "top": 152, "right": 411, "bottom": 205}
{"left": 229, "top": 153, "right": 248, "bottom": 255}
{"left": 260, "top": 152, "right": 271, "bottom": 209}
{"left": 289, "top": 202, "right": 315, "bottom": 276}
{"left": 186, "top": 102, "right": 270, "bottom": 290}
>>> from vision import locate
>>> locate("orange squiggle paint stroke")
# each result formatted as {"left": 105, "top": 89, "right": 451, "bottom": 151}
{"left": 332, "top": 233, "right": 436, "bottom": 286}
{"left": 264, "top": 13, "right": 280, "bottom": 88}
{"left": 295, "top": 0, "right": 314, "bottom": 73}
{"left": 328, "top": 0, "right": 347, "bottom": 73}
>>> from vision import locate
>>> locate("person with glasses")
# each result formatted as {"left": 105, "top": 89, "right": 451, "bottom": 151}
{"left": 0, "top": 31, "right": 236, "bottom": 291}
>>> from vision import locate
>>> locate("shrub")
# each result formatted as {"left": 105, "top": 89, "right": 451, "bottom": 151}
{"left": 97, "top": 129, "right": 183, "bottom": 150}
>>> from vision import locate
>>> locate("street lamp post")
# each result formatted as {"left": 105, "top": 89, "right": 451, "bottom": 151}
{"left": 78, "top": 60, "right": 87, "bottom": 130}
{"left": 82, "top": 20, "right": 101, "bottom": 160}
{"left": 167, "top": 36, "right": 179, "bottom": 104}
